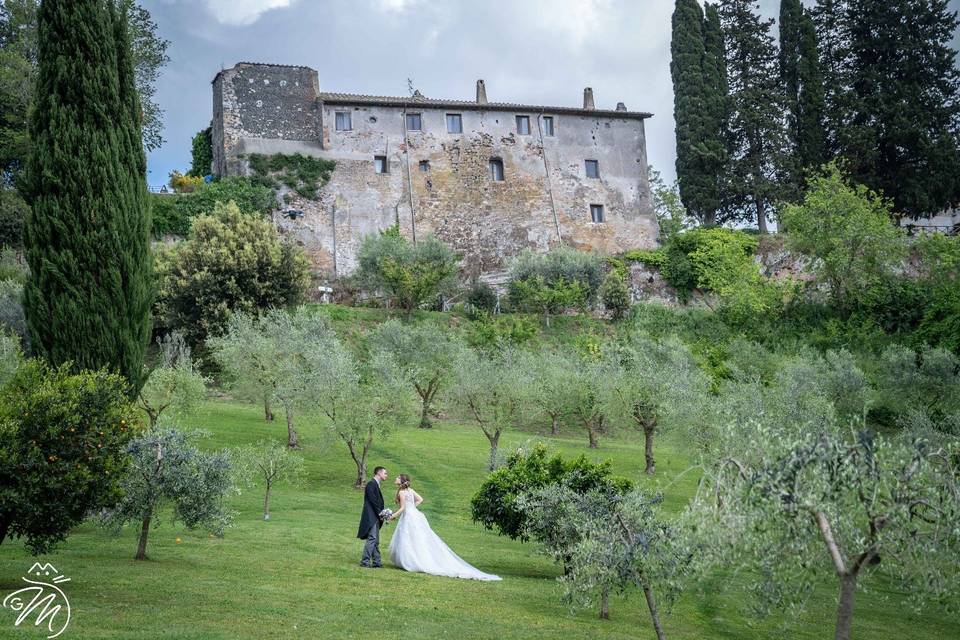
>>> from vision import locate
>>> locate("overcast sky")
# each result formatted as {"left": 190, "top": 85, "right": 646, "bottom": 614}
{"left": 142, "top": 0, "right": 960, "bottom": 188}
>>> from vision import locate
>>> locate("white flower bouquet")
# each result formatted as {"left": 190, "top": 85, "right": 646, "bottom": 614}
{"left": 379, "top": 508, "right": 394, "bottom": 523}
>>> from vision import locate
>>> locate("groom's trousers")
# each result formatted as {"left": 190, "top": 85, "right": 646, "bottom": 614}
{"left": 361, "top": 522, "right": 381, "bottom": 566}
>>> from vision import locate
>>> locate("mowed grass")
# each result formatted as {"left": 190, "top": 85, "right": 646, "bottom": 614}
{"left": 1, "top": 398, "right": 958, "bottom": 640}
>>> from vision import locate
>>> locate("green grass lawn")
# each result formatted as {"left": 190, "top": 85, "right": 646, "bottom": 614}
{"left": 1, "top": 398, "right": 958, "bottom": 639}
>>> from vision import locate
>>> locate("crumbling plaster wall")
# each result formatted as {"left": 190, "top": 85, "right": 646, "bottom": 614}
{"left": 214, "top": 64, "right": 658, "bottom": 277}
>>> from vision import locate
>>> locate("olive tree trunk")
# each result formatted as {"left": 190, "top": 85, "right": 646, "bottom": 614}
{"left": 135, "top": 515, "right": 152, "bottom": 560}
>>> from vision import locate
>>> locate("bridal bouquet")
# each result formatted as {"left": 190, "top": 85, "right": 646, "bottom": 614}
{"left": 379, "top": 508, "right": 394, "bottom": 522}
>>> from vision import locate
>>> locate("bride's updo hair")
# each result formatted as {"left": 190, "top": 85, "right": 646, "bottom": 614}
{"left": 395, "top": 474, "right": 411, "bottom": 505}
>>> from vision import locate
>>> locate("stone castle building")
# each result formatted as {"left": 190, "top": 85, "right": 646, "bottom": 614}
{"left": 211, "top": 62, "right": 658, "bottom": 277}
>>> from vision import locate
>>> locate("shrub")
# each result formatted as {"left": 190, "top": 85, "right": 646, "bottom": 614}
{"left": 660, "top": 227, "right": 759, "bottom": 303}
{"left": 466, "top": 279, "right": 498, "bottom": 316}
{"left": 509, "top": 246, "right": 605, "bottom": 301}
{"left": 599, "top": 270, "right": 630, "bottom": 320}
{"left": 622, "top": 248, "right": 668, "bottom": 269}
{"left": 467, "top": 313, "right": 539, "bottom": 352}
{"left": 150, "top": 177, "right": 277, "bottom": 237}
{"left": 781, "top": 164, "right": 906, "bottom": 313}
{"left": 0, "top": 360, "right": 139, "bottom": 554}
{"left": 916, "top": 285, "right": 960, "bottom": 353}
{"left": 470, "top": 443, "right": 632, "bottom": 541}
{"left": 508, "top": 275, "right": 589, "bottom": 322}
{"left": 154, "top": 201, "right": 310, "bottom": 346}
{"left": 0, "top": 188, "right": 27, "bottom": 249}
{"left": 353, "top": 225, "right": 460, "bottom": 317}
{"left": 168, "top": 170, "right": 204, "bottom": 194}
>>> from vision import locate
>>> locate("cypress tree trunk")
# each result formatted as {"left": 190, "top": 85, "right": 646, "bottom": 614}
{"left": 24, "top": 0, "right": 152, "bottom": 395}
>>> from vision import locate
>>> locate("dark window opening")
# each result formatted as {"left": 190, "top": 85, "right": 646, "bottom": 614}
{"left": 419, "top": 160, "right": 430, "bottom": 172}
{"left": 446, "top": 113, "right": 462, "bottom": 133}
{"left": 542, "top": 116, "right": 554, "bottom": 136}
{"left": 516, "top": 115, "right": 531, "bottom": 135}
{"left": 374, "top": 155, "right": 388, "bottom": 174}
{"left": 406, "top": 113, "right": 422, "bottom": 131}
{"left": 585, "top": 160, "right": 600, "bottom": 178}
{"left": 489, "top": 158, "right": 504, "bottom": 182}
{"left": 590, "top": 204, "right": 605, "bottom": 223}
{"left": 335, "top": 111, "right": 352, "bottom": 131}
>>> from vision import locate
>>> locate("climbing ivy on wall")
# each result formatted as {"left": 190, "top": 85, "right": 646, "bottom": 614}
{"left": 246, "top": 153, "right": 335, "bottom": 200}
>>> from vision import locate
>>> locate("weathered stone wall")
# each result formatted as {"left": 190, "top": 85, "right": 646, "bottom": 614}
{"left": 213, "top": 63, "right": 658, "bottom": 277}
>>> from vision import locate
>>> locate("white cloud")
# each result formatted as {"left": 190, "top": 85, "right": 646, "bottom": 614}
{"left": 203, "top": 0, "right": 293, "bottom": 26}
{"left": 376, "top": 0, "right": 424, "bottom": 12}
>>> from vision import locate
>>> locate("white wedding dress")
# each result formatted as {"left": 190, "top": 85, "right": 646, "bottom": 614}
{"left": 388, "top": 489, "right": 501, "bottom": 581}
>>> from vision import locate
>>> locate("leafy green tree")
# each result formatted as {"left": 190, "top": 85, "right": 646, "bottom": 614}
{"left": 188, "top": 126, "right": 212, "bottom": 178}
{"left": 520, "top": 485, "right": 682, "bottom": 635}
{"left": 101, "top": 426, "right": 234, "bottom": 560}
{"left": 24, "top": 0, "right": 153, "bottom": 393}
{"left": 155, "top": 201, "right": 310, "bottom": 347}
{"left": 508, "top": 275, "right": 588, "bottom": 325}
{"left": 518, "top": 349, "right": 577, "bottom": 436}
{"left": 718, "top": 0, "right": 787, "bottom": 232}
{"left": 694, "top": 424, "right": 960, "bottom": 640}
{"left": 209, "top": 307, "right": 333, "bottom": 448}
{"left": 842, "top": 0, "right": 960, "bottom": 219}
{"left": 309, "top": 331, "right": 411, "bottom": 487}
{"left": 138, "top": 332, "right": 208, "bottom": 428}
{"left": 781, "top": 164, "right": 906, "bottom": 312}
{"left": 648, "top": 166, "right": 694, "bottom": 243}
{"left": 606, "top": 334, "right": 710, "bottom": 474}
{"left": 470, "top": 443, "right": 631, "bottom": 541}
{"left": 369, "top": 319, "right": 466, "bottom": 429}
{"left": 0, "top": 360, "right": 137, "bottom": 553}
{"left": 451, "top": 348, "right": 529, "bottom": 469}
{"left": 234, "top": 439, "right": 306, "bottom": 521}
{"left": 354, "top": 225, "right": 459, "bottom": 317}
{"left": 508, "top": 246, "right": 605, "bottom": 313}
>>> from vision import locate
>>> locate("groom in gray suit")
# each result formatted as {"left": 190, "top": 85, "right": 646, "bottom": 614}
{"left": 357, "top": 466, "right": 388, "bottom": 568}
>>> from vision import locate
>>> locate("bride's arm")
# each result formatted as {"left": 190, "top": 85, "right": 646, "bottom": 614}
{"left": 413, "top": 490, "right": 423, "bottom": 506}
{"left": 391, "top": 492, "right": 407, "bottom": 519}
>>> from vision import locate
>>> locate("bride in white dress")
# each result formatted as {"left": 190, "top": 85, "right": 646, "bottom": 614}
{"left": 387, "top": 474, "right": 501, "bottom": 581}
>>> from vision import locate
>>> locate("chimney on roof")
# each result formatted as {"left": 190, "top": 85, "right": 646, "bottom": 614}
{"left": 583, "top": 87, "right": 595, "bottom": 110}
{"left": 616, "top": 102, "right": 627, "bottom": 112}
{"left": 476, "top": 79, "right": 487, "bottom": 104}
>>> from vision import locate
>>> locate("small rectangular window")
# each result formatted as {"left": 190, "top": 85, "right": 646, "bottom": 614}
{"left": 374, "top": 155, "right": 388, "bottom": 174}
{"left": 542, "top": 116, "right": 554, "bottom": 136}
{"left": 590, "top": 204, "right": 605, "bottom": 223}
{"left": 419, "top": 160, "right": 430, "bottom": 172}
{"left": 335, "top": 111, "right": 352, "bottom": 131}
{"left": 489, "top": 158, "right": 504, "bottom": 182}
{"left": 406, "top": 113, "right": 422, "bottom": 131}
{"left": 446, "top": 113, "right": 462, "bottom": 133}
{"left": 516, "top": 115, "right": 530, "bottom": 135}
{"left": 585, "top": 160, "right": 600, "bottom": 179}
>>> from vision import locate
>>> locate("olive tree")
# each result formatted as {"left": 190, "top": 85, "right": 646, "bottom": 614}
{"left": 450, "top": 348, "right": 529, "bottom": 470}
{"left": 369, "top": 319, "right": 465, "bottom": 429}
{"left": 138, "top": 332, "right": 208, "bottom": 427}
{"left": 310, "top": 333, "right": 411, "bottom": 488}
{"left": 691, "top": 415, "right": 960, "bottom": 640}
{"left": 518, "top": 349, "right": 577, "bottom": 436}
{"left": 566, "top": 352, "right": 615, "bottom": 449}
{"left": 101, "top": 427, "right": 235, "bottom": 560}
{"left": 210, "top": 307, "right": 334, "bottom": 448}
{"left": 234, "top": 439, "right": 305, "bottom": 520}
{"left": 604, "top": 334, "right": 710, "bottom": 473}
{"left": 520, "top": 484, "right": 685, "bottom": 637}
{"left": 875, "top": 344, "right": 960, "bottom": 437}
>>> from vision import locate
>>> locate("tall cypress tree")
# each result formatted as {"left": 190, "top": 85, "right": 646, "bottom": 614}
{"left": 843, "top": 0, "right": 960, "bottom": 218}
{"left": 719, "top": 0, "right": 787, "bottom": 233}
{"left": 780, "top": 0, "right": 826, "bottom": 190}
{"left": 24, "top": 0, "right": 152, "bottom": 393}
{"left": 795, "top": 11, "right": 826, "bottom": 172}
{"left": 671, "top": 0, "right": 709, "bottom": 224}
{"left": 701, "top": 2, "right": 730, "bottom": 225}
{"left": 811, "top": 0, "right": 852, "bottom": 158}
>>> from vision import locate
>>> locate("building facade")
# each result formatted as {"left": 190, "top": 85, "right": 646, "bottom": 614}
{"left": 212, "top": 62, "right": 659, "bottom": 277}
